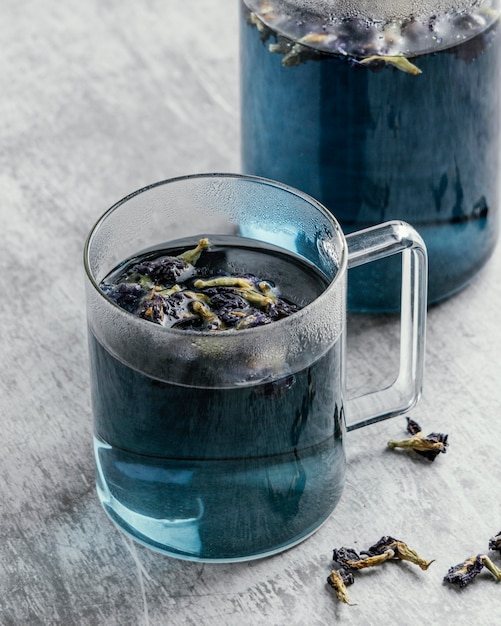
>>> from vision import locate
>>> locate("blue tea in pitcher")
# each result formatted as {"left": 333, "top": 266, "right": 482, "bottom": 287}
{"left": 240, "top": 0, "right": 501, "bottom": 310}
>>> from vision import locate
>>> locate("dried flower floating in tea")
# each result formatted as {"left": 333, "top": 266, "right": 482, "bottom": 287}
{"left": 444, "top": 554, "right": 501, "bottom": 588}
{"left": 387, "top": 417, "right": 448, "bottom": 461}
{"left": 358, "top": 55, "right": 422, "bottom": 75}
{"left": 100, "top": 238, "right": 300, "bottom": 331}
{"left": 245, "top": 5, "right": 425, "bottom": 74}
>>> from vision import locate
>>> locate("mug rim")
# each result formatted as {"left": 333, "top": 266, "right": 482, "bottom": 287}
{"left": 83, "top": 172, "right": 348, "bottom": 339}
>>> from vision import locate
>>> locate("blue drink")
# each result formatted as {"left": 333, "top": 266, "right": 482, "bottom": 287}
{"left": 85, "top": 174, "right": 427, "bottom": 561}
{"left": 241, "top": 2, "right": 501, "bottom": 310}
{"left": 90, "top": 239, "right": 345, "bottom": 561}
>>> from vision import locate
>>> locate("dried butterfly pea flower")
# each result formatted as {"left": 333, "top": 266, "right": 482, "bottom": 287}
{"left": 334, "top": 537, "right": 433, "bottom": 571}
{"left": 127, "top": 257, "right": 191, "bottom": 287}
{"left": 359, "top": 55, "right": 422, "bottom": 75}
{"left": 123, "top": 271, "right": 156, "bottom": 290}
{"left": 191, "top": 301, "right": 223, "bottom": 331}
{"left": 362, "top": 536, "right": 434, "bottom": 570}
{"left": 406, "top": 417, "right": 422, "bottom": 436}
{"left": 138, "top": 290, "right": 205, "bottom": 328}
{"left": 333, "top": 545, "right": 394, "bottom": 570}
{"left": 414, "top": 432, "right": 449, "bottom": 461}
{"left": 444, "top": 554, "right": 501, "bottom": 588}
{"left": 194, "top": 276, "right": 277, "bottom": 309}
{"left": 204, "top": 288, "right": 249, "bottom": 311}
{"left": 332, "top": 547, "right": 367, "bottom": 569}
{"left": 326, "top": 568, "right": 355, "bottom": 605}
{"left": 328, "top": 537, "right": 433, "bottom": 604}
{"left": 258, "top": 280, "right": 276, "bottom": 299}
{"left": 137, "top": 293, "right": 167, "bottom": 325}
{"left": 155, "top": 284, "right": 182, "bottom": 297}
{"left": 127, "top": 238, "right": 210, "bottom": 287}
{"left": 482, "top": 555, "right": 501, "bottom": 582}
{"left": 387, "top": 417, "right": 448, "bottom": 461}
{"left": 444, "top": 554, "right": 484, "bottom": 588}
{"left": 489, "top": 532, "right": 501, "bottom": 552}
{"left": 101, "top": 282, "right": 147, "bottom": 312}
{"left": 406, "top": 418, "right": 449, "bottom": 461}
{"left": 235, "top": 310, "right": 272, "bottom": 330}
{"left": 267, "top": 299, "right": 300, "bottom": 321}
{"left": 194, "top": 276, "right": 257, "bottom": 290}
{"left": 101, "top": 238, "right": 302, "bottom": 332}
{"left": 177, "top": 237, "right": 210, "bottom": 265}
{"left": 246, "top": 8, "right": 277, "bottom": 42}
{"left": 235, "top": 288, "right": 275, "bottom": 309}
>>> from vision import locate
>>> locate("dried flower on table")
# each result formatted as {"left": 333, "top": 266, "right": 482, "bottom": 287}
{"left": 444, "top": 554, "right": 501, "bottom": 588}
{"left": 387, "top": 417, "right": 448, "bottom": 461}
{"left": 489, "top": 531, "right": 501, "bottom": 552}
{"left": 444, "top": 554, "right": 484, "bottom": 588}
{"left": 406, "top": 417, "right": 422, "bottom": 436}
{"left": 362, "top": 536, "right": 434, "bottom": 570}
{"left": 326, "top": 568, "right": 355, "bottom": 605}
{"left": 333, "top": 545, "right": 393, "bottom": 570}
{"left": 482, "top": 555, "right": 501, "bottom": 581}
{"left": 328, "top": 536, "right": 433, "bottom": 604}
{"left": 333, "top": 537, "right": 433, "bottom": 571}
{"left": 333, "top": 547, "right": 369, "bottom": 569}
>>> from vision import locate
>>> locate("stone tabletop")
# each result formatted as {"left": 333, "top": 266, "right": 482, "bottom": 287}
{"left": 2, "top": 1, "right": 501, "bottom": 624}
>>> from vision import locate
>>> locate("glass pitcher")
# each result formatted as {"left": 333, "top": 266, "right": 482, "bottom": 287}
{"left": 240, "top": 0, "right": 501, "bottom": 311}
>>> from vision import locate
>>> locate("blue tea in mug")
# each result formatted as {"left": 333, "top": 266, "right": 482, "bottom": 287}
{"left": 89, "top": 235, "right": 345, "bottom": 561}
{"left": 84, "top": 174, "right": 427, "bottom": 562}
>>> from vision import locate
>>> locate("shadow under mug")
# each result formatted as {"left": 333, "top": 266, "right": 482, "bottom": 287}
{"left": 84, "top": 173, "right": 427, "bottom": 562}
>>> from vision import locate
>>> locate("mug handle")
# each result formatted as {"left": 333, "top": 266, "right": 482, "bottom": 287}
{"left": 344, "top": 221, "right": 428, "bottom": 431}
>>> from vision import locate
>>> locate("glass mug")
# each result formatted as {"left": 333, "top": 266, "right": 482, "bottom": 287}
{"left": 84, "top": 173, "right": 427, "bottom": 562}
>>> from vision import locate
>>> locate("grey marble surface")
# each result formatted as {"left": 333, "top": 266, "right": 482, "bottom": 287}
{"left": 2, "top": 1, "right": 501, "bottom": 624}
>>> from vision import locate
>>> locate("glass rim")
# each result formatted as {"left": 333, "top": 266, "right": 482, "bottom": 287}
{"left": 83, "top": 172, "right": 348, "bottom": 338}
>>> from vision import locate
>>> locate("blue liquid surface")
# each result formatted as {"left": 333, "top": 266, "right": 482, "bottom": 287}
{"left": 241, "top": 6, "right": 501, "bottom": 310}
{"left": 91, "top": 244, "right": 345, "bottom": 561}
